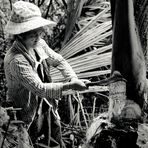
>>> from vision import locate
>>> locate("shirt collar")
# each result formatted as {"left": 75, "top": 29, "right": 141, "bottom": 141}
{"left": 14, "top": 38, "right": 49, "bottom": 70}
{"left": 14, "top": 39, "right": 36, "bottom": 69}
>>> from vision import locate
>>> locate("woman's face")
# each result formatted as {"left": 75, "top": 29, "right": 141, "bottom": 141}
{"left": 19, "top": 28, "right": 43, "bottom": 49}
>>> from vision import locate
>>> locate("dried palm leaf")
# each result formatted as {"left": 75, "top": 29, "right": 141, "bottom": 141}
{"left": 60, "top": 6, "right": 110, "bottom": 53}
{"left": 50, "top": 3, "right": 111, "bottom": 83}
{"left": 51, "top": 52, "right": 111, "bottom": 81}
{"left": 60, "top": 22, "right": 112, "bottom": 59}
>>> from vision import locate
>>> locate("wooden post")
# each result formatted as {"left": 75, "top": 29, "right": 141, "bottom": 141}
{"left": 108, "top": 78, "right": 127, "bottom": 121}
{"left": 108, "top": 75, "right": 142, "bottom": 122}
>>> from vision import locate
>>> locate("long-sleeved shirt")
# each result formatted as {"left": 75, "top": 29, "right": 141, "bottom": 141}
{"left": 4, "top": 38, "right": 77, "bottom": 125}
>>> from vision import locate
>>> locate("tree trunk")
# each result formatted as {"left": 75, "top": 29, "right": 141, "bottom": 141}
{"left": 111, "top": 0, "right": 147, "bottom": 109}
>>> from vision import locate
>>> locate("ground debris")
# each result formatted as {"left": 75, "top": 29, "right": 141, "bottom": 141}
{"left": 83, "top": 113, "right": 148, "bottom": 148}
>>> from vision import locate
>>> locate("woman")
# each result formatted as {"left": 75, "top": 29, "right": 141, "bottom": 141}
{"left": 4, "top": 1, "right": 89, "bottom": 147}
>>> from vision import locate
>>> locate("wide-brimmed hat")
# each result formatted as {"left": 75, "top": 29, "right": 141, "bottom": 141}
{"left": 5, "top": 1, "right": 56, "bottom": 35}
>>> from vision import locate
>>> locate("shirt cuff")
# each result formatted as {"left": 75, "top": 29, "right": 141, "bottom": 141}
{"left": 45, "top": 83, "right": 63, "bottom": 99}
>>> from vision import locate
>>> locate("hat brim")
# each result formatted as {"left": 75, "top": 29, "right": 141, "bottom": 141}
{"left": 5, "top": 17, "right": 56, "bottom": 35}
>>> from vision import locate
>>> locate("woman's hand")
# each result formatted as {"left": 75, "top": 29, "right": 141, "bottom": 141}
{"left": 70, "top": 78, "right": 87, "bottom": 91}
{"left": 70, "top": 78, "right": 91, "bottom": 91}
{"left": 63, "top": 78, "right": 91, "bottom": 91}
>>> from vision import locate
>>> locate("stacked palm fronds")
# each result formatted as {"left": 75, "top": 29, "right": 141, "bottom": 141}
{"left": 50, "top": 1, "right": 112, "bottom": 82}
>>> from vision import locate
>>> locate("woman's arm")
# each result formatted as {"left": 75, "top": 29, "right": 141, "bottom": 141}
{"left": 40, "top": 39, "right": 77, "bottom": 81}
{"left": 10, "top": 57, "right": 87, "bottom": 100}
{"left": 10, "top": 57, "right": 63, "bottom": 99}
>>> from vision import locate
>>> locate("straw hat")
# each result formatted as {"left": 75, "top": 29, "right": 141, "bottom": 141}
{"left": 5, "top": 1, "right": 56, "bottom": 35}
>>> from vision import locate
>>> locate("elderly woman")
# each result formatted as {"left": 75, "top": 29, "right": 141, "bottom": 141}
{"left": 4, "top": 1, "right": 89, "bottom": 147}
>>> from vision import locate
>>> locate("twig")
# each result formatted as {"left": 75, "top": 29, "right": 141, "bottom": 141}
{"left": 1, "top": 119, "right": 11, "bottom": 148}
{"left": 44, "top": 0, "right": 52, "bottom": 19}
{"left": 92, "top": 96, "right": 97, "bottom": 119}
{"left": 38, "top": 0, "right": 45, "bottom": 7}
{"left": 8, "top": 0, "right": 12, "bottom": 10}
{"left": 61, "top": 0, "right": 67, "bottom": 8}
{"left": 76, "top": 92, "right": 88, "bottom": 129}
{"left": 29, "top": 0, "right": 35, "bottom": 4}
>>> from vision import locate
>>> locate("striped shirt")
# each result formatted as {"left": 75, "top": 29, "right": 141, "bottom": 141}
{"left": 4, "top": 38, "right": 77, "bottom": 124}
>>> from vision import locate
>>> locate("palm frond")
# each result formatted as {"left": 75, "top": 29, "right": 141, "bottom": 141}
{"left": 60, "top": 21, "right": 112, "bottom": 59}
{"left": 51, "top": 52, "right": 111, "bottom": 82}
{"left": 50, "top": 2, "right": 111, "bottom": 83}
{"left": 60, "top": 6, "right": 111, "bottom": 53}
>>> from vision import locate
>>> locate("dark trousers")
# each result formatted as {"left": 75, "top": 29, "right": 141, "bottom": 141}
{"left": 28, "top": 100, "right": 63, "bottom": 148}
